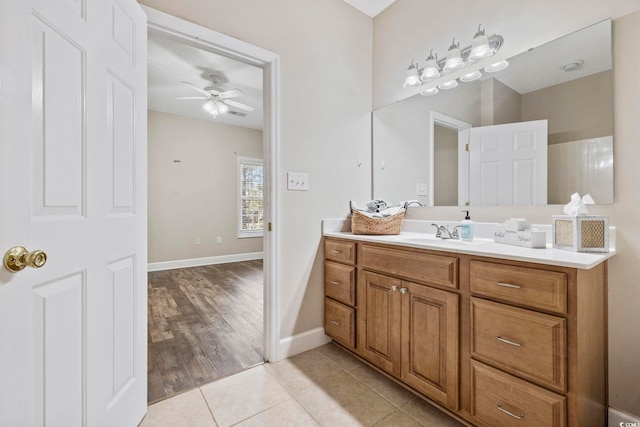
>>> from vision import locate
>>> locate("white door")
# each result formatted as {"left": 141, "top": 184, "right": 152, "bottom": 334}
{"left": 469, "top": 120, "right": 548, "bottom": 206}
{"left": 0, "top": 1, "right": 147, "bottom": 426}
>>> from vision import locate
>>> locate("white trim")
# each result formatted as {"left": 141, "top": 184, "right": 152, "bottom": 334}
{"left": 609, "top": 407, "right": 640, "bottom": 426}
{"left": 147, "top": 252, "right": 264, "bottom": 272}
{"left": 278, "top": 327, "right": 332, "bottom": 359}
{"left": 143, "top": 5, "right": 280, "bottom": 363}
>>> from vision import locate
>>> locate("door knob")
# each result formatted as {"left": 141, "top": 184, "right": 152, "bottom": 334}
{"left": 3, "top": 246, "right": 47, "bottom": 272}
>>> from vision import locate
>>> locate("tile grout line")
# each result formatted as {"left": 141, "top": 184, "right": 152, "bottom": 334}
{"left": 198, "top": 387, "right": 221, "bottom": 426}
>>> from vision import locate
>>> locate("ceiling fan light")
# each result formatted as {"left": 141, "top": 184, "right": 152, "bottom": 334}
{"left": 203, "top": 100, "right": 216, "bottom": 113}
{"left": 217, "top": 101, "right": 230, "bottom": 114}
{"left": 443, "top": 39, "right": 464, "bottom": 73}
{"left": 484, "top": 59, "right": 509, "bottom": 73}
{"left": 403, "top": 62, "right": 421, "bottom": 88}
{"left": 438, "top": 79, "right": 458, "bottom": 90}
{"left": 460, "top": 70, "right": 482, "bottom": 82}
{"left": 469, "top": 25, "right": 493, "bottom": 62}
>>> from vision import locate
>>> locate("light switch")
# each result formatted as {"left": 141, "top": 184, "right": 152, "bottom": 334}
{"left": 416, "top": 183, "right": 429, "bottom": 196}
{"left": 287, "top": 172, "right": 309, "bottom": 191}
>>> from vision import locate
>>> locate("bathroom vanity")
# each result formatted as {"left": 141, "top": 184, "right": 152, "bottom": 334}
{"left": 323, "top": 221, "right": 615, "bottom": 427}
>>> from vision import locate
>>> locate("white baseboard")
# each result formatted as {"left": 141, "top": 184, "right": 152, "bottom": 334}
{"left": 610, "top": 407, "right": 640, "bottom": 426}
{"left": 276, "top": 327, "right": 331, "bottom": 361}
{"left": 148, "top": 252, "right": 264, "bottom": 272}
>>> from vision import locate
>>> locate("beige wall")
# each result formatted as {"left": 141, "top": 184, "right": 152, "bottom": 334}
{"left": 522, "top": 70, "right": 613, "bottom": 144}
{"left": 374, "top": 3, "right": 640, "bottom": 416}
{"left": 148, "top": 110, "right": 263, "bottom": 263}
{"left": 140, "top": 0, "right": 373, "bottom": 339}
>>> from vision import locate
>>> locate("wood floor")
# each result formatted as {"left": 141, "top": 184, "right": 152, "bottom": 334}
{"left": 147, "top": 260, "right": 264, "bottom": 403}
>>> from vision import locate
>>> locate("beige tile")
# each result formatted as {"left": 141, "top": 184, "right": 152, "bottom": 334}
{"left": 139, "top": 388, "right": 216, "bottom": 427}
{"left": 235, "top": 398, "right": 320, "bottom": 427}
{"left": 373, "top": 409, "right": 424, "bottom": 427}
{"left": 349, "top": 364, "right": 416, "bottom": 407}
{"left": 296, "top": 370, "right": 396, "bottom": 426}
{"left": 200, "top": 365, "right": 291, "bottom": 427}
{"left": 316, "top": 342, "right": 363, "bottom": 371}
{"left": 401, "top": 397, "right": 465, "bottom": 427}
{"left": 264, "top": 348, "right": 346, "bottom": 396}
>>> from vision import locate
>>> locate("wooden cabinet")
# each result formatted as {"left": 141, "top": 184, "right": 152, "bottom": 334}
{"left": 323, "top": 236, "right": 607, "bottom": 427}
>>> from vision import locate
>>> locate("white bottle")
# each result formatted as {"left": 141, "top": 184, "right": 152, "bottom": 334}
{"left": 460, "top": 210, "right": 474, "bottom": 242}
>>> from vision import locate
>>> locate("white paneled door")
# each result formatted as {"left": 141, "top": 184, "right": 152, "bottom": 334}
{"left": 469, "top": 120, "right": 548, "bottom": 206}
{"left": 0, "top": 1, "right": 147, "bottom": 426}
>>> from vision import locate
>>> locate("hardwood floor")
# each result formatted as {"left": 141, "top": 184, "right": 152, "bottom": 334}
{"left": 147, "top": 260, "right": 264, "bottom": 403}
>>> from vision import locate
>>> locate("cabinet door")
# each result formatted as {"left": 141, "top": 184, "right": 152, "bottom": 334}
{"left": 357, "top": 271, "right": 401, "bottom": 376}
{"left": 401, "top": 281, "right": 459, "bottom": 410}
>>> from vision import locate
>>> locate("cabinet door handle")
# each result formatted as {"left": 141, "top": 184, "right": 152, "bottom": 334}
{"left": 330, "top": 280, "right": 341, "bottom": 286}
{"left": 497, "top": 336, "right": 523, "bottom": 347}
{"left": 331, "top": 249, "right": 343, "bottom": 254}
{"left": 330, "top": 320, "right": 340, "bottom": 326}
{"left": 400, "top": 288, "right": 408, "bottom": 294}
{"left": 497, "top": 403, "right": 524, "bottom": 420}
{"left": 497, "top": 282, "right": 522, "bottom": 289}
{"left": 391, "top": 285, "right": 398, "bottom": 292}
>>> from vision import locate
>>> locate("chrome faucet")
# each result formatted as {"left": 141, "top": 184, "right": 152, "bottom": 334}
{"left": 431, "top": 223, "right": 460, "bottom": 240}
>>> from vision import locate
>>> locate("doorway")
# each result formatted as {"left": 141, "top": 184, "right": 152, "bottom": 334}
{"left": 144, "top": 6, "right": 280, "bottom": 402}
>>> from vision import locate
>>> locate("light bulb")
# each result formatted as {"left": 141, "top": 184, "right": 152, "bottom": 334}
{"left": 203, "top": 100, "right": 216, "bottom": 113}
{"left": 420, "top": 87, "right": 439, "bottom": 96}
{"left": 403, "top": 63, "right": 421, "bottom": 88}
{"left": 438, "top": 79, "right": 458, "bottom": 90}
{"left": 217, "top": 102, "right": 230, "bottom": 114}
{"left": 443, "top": 38, "right": 464, "bottom": 73}
{"left": 469, "top": 25, "right": 493, "bottom": 61}
{"left": 420, "top": 50, "right": 440, "bottom": 82}
{"left": 460, "top": 70, "right": 482, "bottom": 82}
{"left": 484, "top": 59, "right": 509, "bottom": 73}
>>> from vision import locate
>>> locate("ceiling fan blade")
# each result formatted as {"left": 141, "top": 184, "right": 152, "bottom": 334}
{"left": 181, "top": 81, "right": 210, "bottom": 96}
{"left": 218, "top": 88, "right": 244, "bottom": 99}
{"left": 174, "top": 96, "right": 208, "bottom": 100}
{"left": 223, "top": 99, "right": 255, "bottom": 112}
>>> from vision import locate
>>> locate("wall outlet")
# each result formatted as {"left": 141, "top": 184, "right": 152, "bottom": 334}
{"left": 287, "top": 172, "right": 309, "bottom": 191}
{"left": 195, "top": 238, "right": 201, "bottom": 245}
{"left": 216, "top": 236, "right": 222, "bottom": 244}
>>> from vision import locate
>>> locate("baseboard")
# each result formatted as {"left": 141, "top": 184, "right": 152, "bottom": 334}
{"left": 148, "top": 252, "right": 264, "bottom": 272}
{"left": 276, "top": 327, "right": 331, "bottom": 361}
{"left": 609, "top": 407, "right": 640, "bottom": 426}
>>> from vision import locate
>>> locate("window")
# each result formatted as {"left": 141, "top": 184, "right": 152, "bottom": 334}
{"left": 238, "top": 157, "right": 264, "bottom": 237}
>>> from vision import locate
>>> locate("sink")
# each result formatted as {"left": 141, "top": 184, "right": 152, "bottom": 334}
{"left": 389, "top": 234, "right": 492, "bottom": 248}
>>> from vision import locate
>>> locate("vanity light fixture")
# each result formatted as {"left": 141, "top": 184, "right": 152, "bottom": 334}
{"left": 403, "top": 24, "right": 505, "bottom": 95}
{"left": 420, "top": 86, "right": 439, "bottom": 96}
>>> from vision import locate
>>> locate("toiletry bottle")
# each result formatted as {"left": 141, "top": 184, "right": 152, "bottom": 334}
{"left": 460, "top": 210, "right": 474, "bottom": 242}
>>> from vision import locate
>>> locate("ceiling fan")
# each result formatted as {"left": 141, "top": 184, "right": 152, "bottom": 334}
{"left": 177, "top": 74, "right": 255, "bottom": 117}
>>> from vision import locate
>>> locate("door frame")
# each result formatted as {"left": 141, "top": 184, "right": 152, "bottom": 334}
{"left": 429, "top": 111, "right": 471, "bottom": 206}
{"left": 143, "top": 6, "right": 281, "bottom": 362}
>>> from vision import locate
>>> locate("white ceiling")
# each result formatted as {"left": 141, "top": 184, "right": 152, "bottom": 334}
{"left": 147, "top": 28, "right": 264, "bottom": 130}
{"left": 342, "top": 0, "right": 397, "bottom": 17}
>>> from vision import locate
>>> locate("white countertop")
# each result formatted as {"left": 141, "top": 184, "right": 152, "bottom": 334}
{"left": 323, "top": 219, "right": 616, "bottom": 270}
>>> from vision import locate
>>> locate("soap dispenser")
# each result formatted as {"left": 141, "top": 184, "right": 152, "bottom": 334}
{"left": 460, "top": 210, "right": 474, "bottom": 242}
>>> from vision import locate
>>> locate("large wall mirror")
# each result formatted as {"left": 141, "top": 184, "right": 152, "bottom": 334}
{"left": 373, "top": 20, "right": 613, "bottom": 207}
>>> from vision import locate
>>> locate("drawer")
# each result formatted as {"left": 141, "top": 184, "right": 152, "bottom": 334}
{"left": 471, "top": 298, "right": 567, "bottom": 392}
{"left": 359, "top": 244, "right": 458, "bottom": 289}
{"left": 324, "top": 261, "right": 355, "bottom": 306}
{"left": 324, "top": 298, "right": 355, "bottom": 348}
{"left": 471, "top": 360, "right": 566, "bottom": 427}
{"left": 470, "top": 260, "right": 567, "bottom": 314}
{"left": 325, "top": 239, "right": 356, "bottom": 265}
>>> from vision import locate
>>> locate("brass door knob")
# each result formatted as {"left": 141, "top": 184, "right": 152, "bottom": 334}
{"left": 3, "top": 246, "right": 48, "bottom": 273}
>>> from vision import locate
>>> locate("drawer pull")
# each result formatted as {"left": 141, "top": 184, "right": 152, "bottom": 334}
{"left": 330, "top": 320, "right": 341, "bottom": 326}
{"left": 497, "top": 403, "right": 524, "bottom": 420}
{"left": 497, "top": 282, "right": 522, "bottom": 289}
{"left": 391, "top": 285, "right": 398, "bottom": 292}
{"left": 400, "top": 287, "right": 408, "bottom": 294}
{"left": 331, "top": 249, "right": 343, "bottom": 254}
{"left": 497, "top": 336, "right": 523, "bottom": 347}
{"left": 330, "top": 280, "right": 342, "bottom": 286}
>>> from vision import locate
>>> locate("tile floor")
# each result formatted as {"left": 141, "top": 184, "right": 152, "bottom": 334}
{"left": 139, "top": 343, "right": 465, "bottom": 427}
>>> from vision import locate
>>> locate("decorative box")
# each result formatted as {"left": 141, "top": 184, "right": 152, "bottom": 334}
{"left": 552, "top": 215, "right": 609, "bottom": 253}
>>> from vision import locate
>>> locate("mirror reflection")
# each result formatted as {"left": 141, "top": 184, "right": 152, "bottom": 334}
{"left": 373, "top": 20, "right": 613, "bottom": 207}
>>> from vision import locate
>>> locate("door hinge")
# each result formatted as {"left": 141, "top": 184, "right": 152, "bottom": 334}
{"left": 268, "top": 222, "right": 273, "bottom": 231}
{"left": 465, "top": 143, "right": 470, "bottom": 152}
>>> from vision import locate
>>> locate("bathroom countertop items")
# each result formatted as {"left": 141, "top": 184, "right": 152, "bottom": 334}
{"left": 350, "top": 200, "right": 404, "bottom": 219}
{"left": 494, "top": 218, "right": 546, "bottom": 248}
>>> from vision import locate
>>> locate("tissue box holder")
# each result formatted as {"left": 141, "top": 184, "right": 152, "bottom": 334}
{"left": 552, "top": 215, "right": 609, "bottom": 253}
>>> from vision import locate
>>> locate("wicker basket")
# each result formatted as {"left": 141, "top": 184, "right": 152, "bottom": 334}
{"left": 351, "top": 209, "right": 405, "bottom": 235}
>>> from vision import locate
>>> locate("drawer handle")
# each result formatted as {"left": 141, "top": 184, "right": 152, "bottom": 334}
{"left": 330, "top": 281, "right": 342, "bottom": 286}
{"left": 497, "top": 282, "right": 522, "bottom": 289}
{"left": 497, "top": 403, "right": 524, "bottom": 420}
{"left": 400, "top": 287, "right": 408, "bottom": 294}
{"left": 497, "top": 336, "right": 523, "bottom": 347}
{"left": 391, "top": 285, "right": 398, "bottom": 292}
{"left": 330, "top": 320, "right": 341, "bottom": 326}
{"left": 331, "top": 249, "right": 343, "bottom": 254}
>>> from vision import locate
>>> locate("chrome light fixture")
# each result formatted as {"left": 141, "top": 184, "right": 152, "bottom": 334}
{"left": 403, "top": 24, "right": 506, "bottom": 96}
